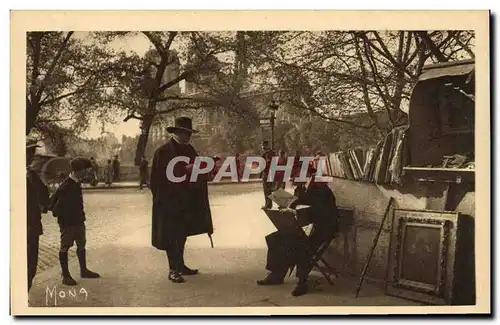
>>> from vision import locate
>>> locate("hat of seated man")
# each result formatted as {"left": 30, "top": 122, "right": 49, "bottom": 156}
{"left": 70, "top": 157, "right": 93, "bottom": 171}
{"left": 26, "top": 138, "right": 41, "bottom": 149}
{"left": 166, "top": 117, "right": 199, "bottom": 134}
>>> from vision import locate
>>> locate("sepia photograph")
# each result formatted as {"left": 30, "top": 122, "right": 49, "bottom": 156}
{"left": 10, "top": 10, "right": 490, "bottom": 315}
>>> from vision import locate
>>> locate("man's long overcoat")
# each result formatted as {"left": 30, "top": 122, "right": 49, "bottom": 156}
{"left": 150, "top": 138, "right": 213, "bottom": 250}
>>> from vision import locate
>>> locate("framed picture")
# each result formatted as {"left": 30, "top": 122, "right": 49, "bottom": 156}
{"left": 385, "top": 209, "right": 474, "bottom": 305}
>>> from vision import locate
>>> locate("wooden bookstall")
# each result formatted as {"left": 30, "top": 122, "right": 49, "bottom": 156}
{"left": 323, "top": 60, "right": 476, "bottom": 305}
{"left": 402, "top": 59, "right": 475, "bottom": 185}
{"left": 326, "top": 60, "right": 475, "bottom": 188}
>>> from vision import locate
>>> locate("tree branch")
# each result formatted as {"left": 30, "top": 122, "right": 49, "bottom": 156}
{"left": 156, "top": 102, "right": 216, "bottom": 115}
{"left": 158, "top": 69, "right": 194, "bottom": 94}
{"left": 402, "top": 31, "right": 413, "bottom": 63}
{"left": 362, "top": 38, "right": 395, "bottom": 128}
{"left": 165, "top": 32, "right": 178, "bottom": 52}
{"left": 292, "top": 101, "right": 376, "bottom": 129}
{"left": 156, "top": 94, "right": 200, "bottom": 103}
{"left": 353, "top": 35, "right": 383, "bottom": 131}
{"left": 416, "top": 31, "right": 448, "bottom": 62}
{"left": 142, "top": 32, "right": 166, "bottom": 58}
{"left": 40, "top": 88, "right": 84, "bottom": 106}
{"left": 37, "top": 31, "right": 74, "bottom": 97}
{"left": 123, "top": 112, "right": 144, "bottom": 122}
{"left": 29, "top": 32, "right": 43, "bottom": 101}
{"left": 454, "top": 31, "right": 475, "bottom": 59}
{"left": 370, "top": 31, "right": 414, "bottom": 77}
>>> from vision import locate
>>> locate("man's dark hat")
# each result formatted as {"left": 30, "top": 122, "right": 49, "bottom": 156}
{"left": 70, "top": 157, "right": 93, "bottom": 171}
{"left": 167, "top": 117, "right": 198, "bottom": 134}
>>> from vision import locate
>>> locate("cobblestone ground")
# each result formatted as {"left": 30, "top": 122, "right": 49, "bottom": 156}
{"left": 37, "top": 182, "right": 263, "bottom": 274}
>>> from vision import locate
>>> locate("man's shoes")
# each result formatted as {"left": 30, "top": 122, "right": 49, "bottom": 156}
{"left": 81, "top": 269, "right": 101, "bottom": 278}
{"left": 291, "top": 281, "right": 308, "bottom": 297}
{"left": 180, "top": 265, "right": 199, "bottom": 275}
{"left": 168, "top": 270, "right": 186, "bottom": 283}
{"left": 257, "top": 272, "right": 284, "bottom": 286}
{"left": 62, "top": 275, "right": 77, "bottom": 286}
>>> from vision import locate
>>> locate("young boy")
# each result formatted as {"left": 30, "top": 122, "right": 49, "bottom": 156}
{"left": 49, "top": 157, "right": 100, "bottom": 286}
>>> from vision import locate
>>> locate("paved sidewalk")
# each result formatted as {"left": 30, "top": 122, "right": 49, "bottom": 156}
{"left": 27, "top": 189, "right": 420, "bottom": 310}
{"left": 28, "top": 244, "right": 420, "bottom": 308}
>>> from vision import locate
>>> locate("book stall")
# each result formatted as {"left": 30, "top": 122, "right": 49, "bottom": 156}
{"left": 322, "top": 60, "right": 476, "bottom": 305}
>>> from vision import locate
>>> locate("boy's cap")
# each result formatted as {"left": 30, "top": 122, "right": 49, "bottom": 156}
{"left": 70, "top": 157, "right": 92, "bottom": 171}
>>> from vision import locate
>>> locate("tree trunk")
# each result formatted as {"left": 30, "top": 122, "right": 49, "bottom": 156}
{"left": 134, "top": 113, "right": 155, "bottom": 166}
{"left": 26, "top": 101, "right": 41, "bottom": 135}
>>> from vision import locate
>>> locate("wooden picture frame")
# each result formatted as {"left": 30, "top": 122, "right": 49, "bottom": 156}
{"left": 385, "top": 209, "right": 474, "bottom": 305}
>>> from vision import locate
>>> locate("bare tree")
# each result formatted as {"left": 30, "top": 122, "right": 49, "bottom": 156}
{"left": 247, "top": 30, "right": 475, "bottom": 136}
{"left": 26, "top": 32, "right": 117, "bottom": 141}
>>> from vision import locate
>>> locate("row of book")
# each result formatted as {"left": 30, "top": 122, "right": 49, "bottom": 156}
{"left": 326, "top": 126, "right": 408, "bottom": 185}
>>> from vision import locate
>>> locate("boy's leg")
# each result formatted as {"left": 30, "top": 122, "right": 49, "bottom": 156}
{"left": 75, "top": 224, "right": 100, "bottom": 278}
{"left": 59, "top": 226, "right": 77, "bottom": 286}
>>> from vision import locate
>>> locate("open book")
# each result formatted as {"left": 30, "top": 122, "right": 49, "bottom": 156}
{"left": 268, "top": 188, "right": 298, "bottom": 209}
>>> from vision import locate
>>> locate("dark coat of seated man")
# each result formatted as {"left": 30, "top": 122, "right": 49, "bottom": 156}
{"left": 257, "top": 178, "right": 339, "bottom": 296}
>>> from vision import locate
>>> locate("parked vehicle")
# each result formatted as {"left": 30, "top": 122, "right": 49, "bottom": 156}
{"left": 31, "top": 154, "right": 98, "bottom": 192}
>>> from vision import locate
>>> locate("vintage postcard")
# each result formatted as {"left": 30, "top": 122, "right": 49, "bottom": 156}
{"left": 11, "top": 10, "right": 490, "bottom": 316}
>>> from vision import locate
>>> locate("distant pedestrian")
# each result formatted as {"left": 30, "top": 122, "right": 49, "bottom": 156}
{"left": 104, "top": 159, "right": 113, "bottom": 187}
{"left": 274, "top": 149, "right": 287, "bottom": 190}
{"left": 235, "top": 153, "right": 242, "bottom": 181}
{"left": 89, "top": 157, "right": 98, "bottom": 179}
{"left": 211, "top": 156, "right": 221, "bottom": 181}
{"left": 292, "top": 150, "right": 302, "bottom": 182}
{"left": 26, "top": 139, "right": 49, "bottom": 292}
{"left": 48, "top": 157, "right": 100, "bottom": 286}
{"left": 112, "top": 155, "right": 120, "bottom": 182}
{"left": 260, "top": 140, "right": 276, "bottom": 209}
{"left": 139, "top": 156, "right": 149, "bottom": 189}
{"left": 312, "top": 151, "right": 325, "bottom": 176}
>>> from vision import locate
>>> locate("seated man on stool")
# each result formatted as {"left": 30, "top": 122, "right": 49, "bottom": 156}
{"left": 257, "top": 168, "right": 339, "bottom": 296}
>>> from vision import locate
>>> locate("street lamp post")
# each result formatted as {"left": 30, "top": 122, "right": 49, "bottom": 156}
{"left": 268, "top": 100, "right": 279, "bottom": 151}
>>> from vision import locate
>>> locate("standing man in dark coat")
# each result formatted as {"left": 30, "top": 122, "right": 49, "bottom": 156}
{"left": 26, "top": 139, "right": 49, "bottom": 292}
{"left": 112, "top": 155, "right": 120, "bottom": 182}
{"left": 150, "top": 117, "right": 214, "bottom": 284}
{"left": 260, "top": 140, "right": 276, "bottom": 209}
